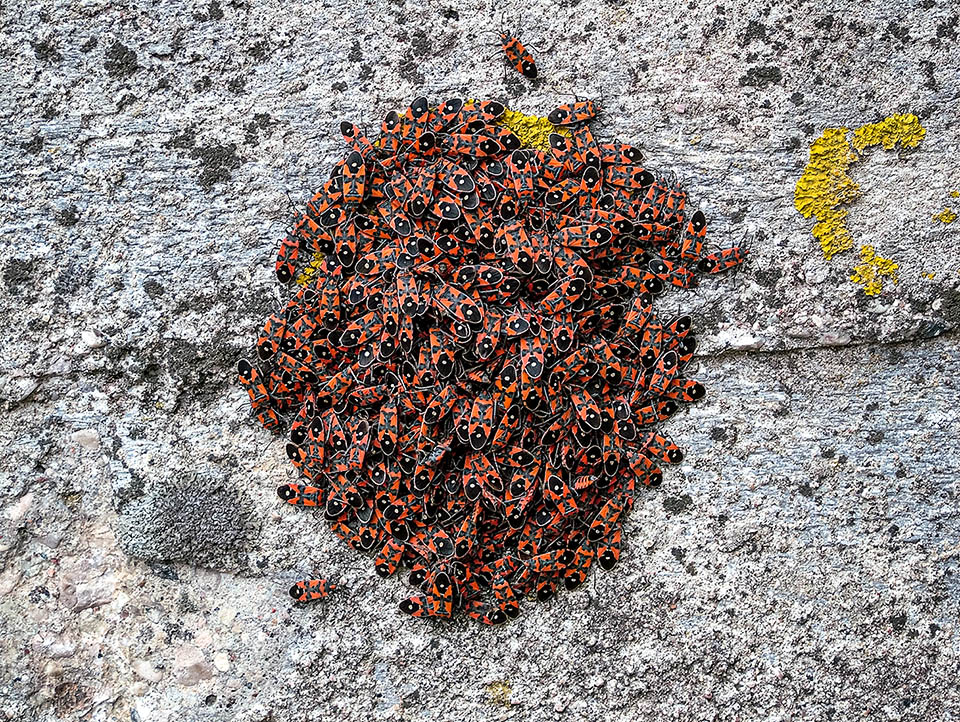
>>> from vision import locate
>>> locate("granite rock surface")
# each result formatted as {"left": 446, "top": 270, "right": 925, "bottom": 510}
{"left": 1, "top": 0, "right": 959, "bottom": 720}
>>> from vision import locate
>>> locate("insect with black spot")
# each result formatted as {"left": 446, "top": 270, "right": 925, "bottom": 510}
{"left": 499, "top": 30, "right": 538, "bottom": 79}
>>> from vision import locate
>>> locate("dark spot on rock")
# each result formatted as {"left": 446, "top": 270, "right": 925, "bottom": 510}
{"left": 162, "top": 621, "right": 193, "bottom": 644}
{"left": 181, "top": 141, "right": 241, "bottom": 188}
{"left": 147, "top": 562, "right": 179, "bottom": 580}
{"left": 194, "top": 75, "right": 212, "bottom": 92}
{"left": 866, "top": 430, "right": 884, "bottom": 444}
{"left": 789, "top": 91, "right": 804, "bottom": 105}
{"left": 55, "top": 205, "right": 80, "bottom": 226}
{"left": 865, "top": 401, "right": 879, "bottom": 412}
{"left": 739, "top": 66, "right": 782, "bottom": 88}
{"left": 919, "top": 60, "right": 938, "bottom": 91}
{"left": 143, "top": 279, "right": 165, "bottom": 298}
{"left": 227, "top": 76, "right": 246, "bottom": 94}
{"left": 164, "top": 127, "right": 196, "bottom": 150}
{"left": 358, "top": 63, "right": 375, "bottom": 82}
{"left": 820, "top": 447, "right": 835, "bottom": 459}
{"left": 207, "top": 0, "right": 224, "bottom": 20}
{"left": 410, "top": 29, "right": 431, "bottom": 56}
{"left": 740, "top": 20, "right": 767, "bottom": 45}
{"left": 754, "top": 267, "right": 781, "bottom": 288}
{"left": 895, "top": 466, "right": 906, "bottom": 479}
{"left": 785, "top": 136, "right": 801, "bottom": 151}
{"left": 798, "top": 482, "right": 814, "bottom": 498}
{"left": 847, "top": 20, "right": 868, "bottom": 36}
{"left": 29, "top": 585, "right": 51, "bottom": 603}
{"left": 441, "top": 6, "right": 459, "bottom": 19}
{"left": 117, "top": 93, "right": 137, "bottom": 111}
{"left": 348, "top": 41, "right": 363, "bottom": 63}
{"left": 205, "top": 695, "right": 217, "bottom": 706}
{"left": 585, "top": 21, "right": 596, "bottom": 32}
{"left": 883, "top": 21, "right": 911, "bottom": 44}
{"left": 52, "top": 681, "right": 91, "bottom": 716}
{"left": 837, "top": 454, "right": 847, "bottom": 465}
{"left": 671, "top": 547, "right": 686, "bottom": 561}
{"left": 707, "top": 15, "right": 727, "bottom": 37}
{"left": 178, "top": 591, "right": 199, "bottom": 613}
{"left": 332, "top": 81, "right": 347, "bottom": 92}
{"left": 936, "top": 15, "right": 957, "bottom": 41}
{"left": 398, "top": 54, "right": 422, "bottom": 84}
{"left": 890, "top": 612, "right": 907, "bottom": 631}
{"left": 773, "top": 403, "right": 790, "bottom": 418}
{"left": 54, "top": 258, "right": 94, "bottom": 296}
{"left": 104, "top": 41, "right": 139, "bottom": 78}
{"left": 21, "top": 134, "right": 43, "bottom": 154}
{"left": 243, "top": 113, "right": 275, "bottom": 146}
{"left": 710, "top": 427, "right": 727, "bottom": 441}
{"left": 248, "top": 40, "right": 270, "bottom": 61}
{"left": 663, "top": 494, "right": 692, "bottom": 514}
{"left": 4, "top": 258, "right": 34, "bottom": 295}
{"left": 81, "top": 37, "right": 98, "bottom": 53}
{"left": 165, "top": 337, "right": 241, "bottom": 405}
{"left": 31, "top": 39, "right": 63, "bottom": 63}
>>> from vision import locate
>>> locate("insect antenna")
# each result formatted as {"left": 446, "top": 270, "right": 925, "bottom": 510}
{"left": 284, "top": 189, "right": 300, "bottom": 215}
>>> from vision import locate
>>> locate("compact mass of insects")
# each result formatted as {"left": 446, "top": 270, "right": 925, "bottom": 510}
{"left": 239, "top": 38, "right": 747, "bottom": 622}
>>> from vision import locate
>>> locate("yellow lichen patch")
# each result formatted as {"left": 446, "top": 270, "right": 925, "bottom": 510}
{"left": 499, "top": 107, "right": 570, "bottom": 151}
{"left": 950, "top": 190, "right": 959, "bottom": 198}
{"left": 922, "top": 271, "right": 936, "bottom": 280}
{"left": 793, "top": 127, "right": 860, "bottom": 259}
{"left": 849, "top": 245, "right": 899, "bottom": 296}
{"left": 295, "top": 252, "right": 325, "bottom": 286}
{"left": 485, "top": 681, "right": 513, "bottom": 707}
{"left": 932, "top": 207, "right": 957, "bottom": 224}
{"left": 851, "top": 113, "right": 926, "bottom": 152}
{"left": 796, "top": 114, "right": 928, "bottom": 294}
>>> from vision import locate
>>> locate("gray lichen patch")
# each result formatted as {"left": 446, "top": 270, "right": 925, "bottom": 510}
{"left": 115, "top": 470, "right": 259, "bottom": 573}
{"left": 103, "top": 41, "right": 139, "bottom": 78}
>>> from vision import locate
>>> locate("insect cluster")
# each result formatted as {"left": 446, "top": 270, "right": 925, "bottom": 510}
{"left": 239, "top": 96, "right": 747, "bottom": 622}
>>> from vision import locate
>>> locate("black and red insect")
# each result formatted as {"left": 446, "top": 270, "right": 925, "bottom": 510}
{"left": 242, "top": 94, "right": 747, "bottom": 625}
{"left": 499, "top": 31, "right": 537, "bottom": 79}
{"left": 289, "top": 578, "right": 337, "bottom": 603}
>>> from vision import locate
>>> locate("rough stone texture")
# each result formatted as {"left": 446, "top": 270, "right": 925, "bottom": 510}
{"left": 1, "top": 0, "right": 959, "bottom": 720}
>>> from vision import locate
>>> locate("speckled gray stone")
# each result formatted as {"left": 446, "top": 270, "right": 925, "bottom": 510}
{"left": 1, "top": 0, "right": 959, "bottom": 720}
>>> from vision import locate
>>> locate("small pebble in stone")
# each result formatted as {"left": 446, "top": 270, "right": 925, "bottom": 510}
{"left": 81, "top": 329, "right": 106, "bottom": 348}
{"left": 213, "top": 651, "right": 230, "bottom": 672}
{"left": 133, "top": 660, "right": 163, "bottom": 683}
